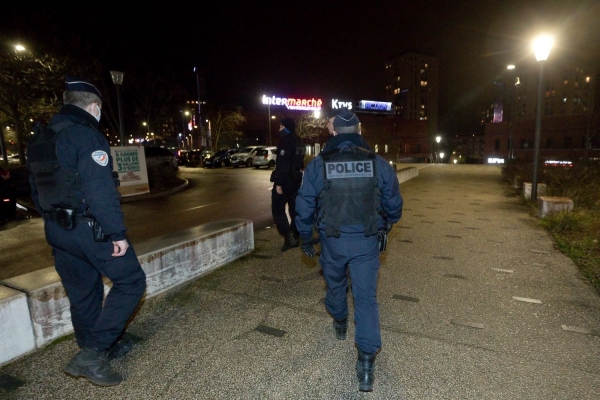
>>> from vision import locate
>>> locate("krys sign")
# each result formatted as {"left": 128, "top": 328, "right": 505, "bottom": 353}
{"left": 262, "top": 95, "right": 323, "bottom": 111}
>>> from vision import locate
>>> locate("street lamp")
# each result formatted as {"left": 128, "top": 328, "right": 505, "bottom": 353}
{"left": 181, "top": 110, "right": 191, "bottom": 150}
{"left": 110, "top": 71, "right": 125, "bottom": 146}
{"left": 531, "top": 35, "right": 553, "bottom": 201}
{"left": 193, "top": 67, "right": 206, "bottom": 148}
{"left": 267, "top": 103, "right": 272, "bottom": 146}
{"left": 435, "top": 135, "right": 441, "bottom": 164}
{"left": 507, "top": 64, "right": 517, "bottom": 159}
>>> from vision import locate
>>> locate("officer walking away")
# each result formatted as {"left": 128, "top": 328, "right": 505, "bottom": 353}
{"left": 26, "top": 76, "right": 147, "bottom": 387}
{"left": 295, "top": 108, "right": 402, "bottom": 392}
{"left": 272, "top": 117, "right": 306, "bottom": 251}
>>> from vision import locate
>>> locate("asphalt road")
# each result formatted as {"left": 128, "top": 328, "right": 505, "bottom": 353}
{"left": 0, "top": 165, "right": 278, "bottom": 280}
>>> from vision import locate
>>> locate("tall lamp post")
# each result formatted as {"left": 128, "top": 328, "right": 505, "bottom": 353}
{"left": 110, "top": 71, "right": 125, "bottom": 146}
{"left": 193, "top": 67, "right": 206, "bottom": 148}
{"left": 531, "top": 35, "right": 553, "bottom": 201}
{"left": 507, "top": 64, "right": 517, "bottom": 159}
{"left": 435, "top": 135, "right": 441, "bottom": 164}
{"left": 267, "top": 103, "right": 272, "bottom": 146}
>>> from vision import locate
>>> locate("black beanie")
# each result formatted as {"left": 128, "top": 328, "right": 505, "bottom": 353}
{"left": 280, "top": 118, "right": 296, "bottom": 133}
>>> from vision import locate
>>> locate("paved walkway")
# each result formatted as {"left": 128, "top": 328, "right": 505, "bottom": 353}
{"left": 1, "top": 164, "right": 599, "bottom": 399}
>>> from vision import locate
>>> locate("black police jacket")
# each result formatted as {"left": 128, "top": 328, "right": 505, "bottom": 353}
{"left": 274, "top": 131, "right": 305, "bottom": 188}
{"left": 27, "top": 104, "right": 128, "bottom": 241}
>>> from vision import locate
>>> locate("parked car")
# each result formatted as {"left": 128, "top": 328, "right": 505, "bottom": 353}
{"left": 144, "top": 146, "right": 178, "bottom": 171}
{"left": 0, "top": 154, "right": 20, "bottom": 164}
{"left": 175, "top": 149, "right": 189, "bottom": 166}
{"left": 203, "top": 148, "right": 240, "bottom": 168}
{"left": 0, "top": 166, "right": 17, "bottom": 222}
{"left": 252, "top": 146, "right": 277, "bottom": 169}
{"left": 230, "top": 145, "right": 266, "bottom": 168}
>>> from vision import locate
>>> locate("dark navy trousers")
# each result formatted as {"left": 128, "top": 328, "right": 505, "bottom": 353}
{"left": 319, "top": 232, "right": 381, "bottom": 354}
{"left": 271, "top": 184, "right": 300, "bottom": 236}
{"left": 44, "top": 220, "right": 146, "bottom": 352}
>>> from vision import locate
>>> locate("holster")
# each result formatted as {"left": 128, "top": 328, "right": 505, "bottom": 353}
{"left": 52, "top": 208, "right": 77, "bottom": 230}
{"left": 92, "top": 220, "right": 108, "bottom": 242}
{"left": 377, "top": 230, "right": 388, "bottom": 252}
{"left": 269, "top": 170, "right": 278, "bottom": 183}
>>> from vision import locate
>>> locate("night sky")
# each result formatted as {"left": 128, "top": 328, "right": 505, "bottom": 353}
{"left": 3, "top": 0, "right": 600, "bottom": 134}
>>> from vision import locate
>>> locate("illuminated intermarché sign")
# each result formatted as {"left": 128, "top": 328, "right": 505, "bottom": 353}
{"left": 262, "top": 95, "right": 323, "bottom": 111}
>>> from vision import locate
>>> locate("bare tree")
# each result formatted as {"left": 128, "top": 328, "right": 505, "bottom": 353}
{"left": 209, "top": 107, "right": 246, "bottom": 151}
{"left": 0, "top": 37, "right": 64, "bottom": 164}
{"left": 295, "top": 113, "right": 326, "bottom": 140}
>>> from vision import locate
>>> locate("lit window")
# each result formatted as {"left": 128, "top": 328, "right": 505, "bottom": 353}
{"left": 385, "top": 145, "right": 388, "bottom": 153}
{"left": 563, "top": 98, "right": 567, "bottom": 103}
{"left": 586, "top": 76, "right": 591, "bottom": 82}
{"left": 420, "top": 81, "right": 428, "bottom": 86}
{"left": 374, "top": 144, "right": 379, "bottom": 153}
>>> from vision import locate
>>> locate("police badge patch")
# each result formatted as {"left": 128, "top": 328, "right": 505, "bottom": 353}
{"left": 92, "top": 150, "right": 109, "bottom": 166}
{"left": 280, "top": 149, "right": 285, "bottom": 156}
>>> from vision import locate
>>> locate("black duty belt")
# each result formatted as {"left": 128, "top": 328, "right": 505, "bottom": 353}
{"left": 43, "top": 211, "right": 94, "bottom": 223}
{"left": 43, "top": 209, "right": 97, "bottom": 230}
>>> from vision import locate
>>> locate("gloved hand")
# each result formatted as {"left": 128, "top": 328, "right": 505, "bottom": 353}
{"left": 301, "top": 237, "right": 319, "bottom": 258}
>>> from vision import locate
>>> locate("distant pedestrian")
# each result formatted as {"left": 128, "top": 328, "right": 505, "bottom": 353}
{"left": 271, "top": 117, "right": 306, "bottom": 251}
{"left": 295, "top": 108, "right": 403, "bottom": 392}
{"left": 26, "top": 76, "right": 146, "bottom": 386}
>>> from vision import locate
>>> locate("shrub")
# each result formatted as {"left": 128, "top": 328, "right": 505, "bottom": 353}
{"left": 504, "top": 159, "right": 600, "bottom": 294}
{"left": 147, "top": 165, "right": 180, "bottom": 191}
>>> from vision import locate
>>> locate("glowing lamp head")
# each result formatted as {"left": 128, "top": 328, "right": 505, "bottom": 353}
{"left": 533, "top": 35, "right": 553, "bottom": 62}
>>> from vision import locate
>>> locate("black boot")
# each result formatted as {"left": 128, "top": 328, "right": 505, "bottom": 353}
{"left": 107, "top": 338, "right": 133, "bottom": 361}
{"left": 281, "top": 231, "right": 298, "bottom": 252}
{"left": 333, "top": 318, "right": 347, "bottom": 340}
{"left": 356, "top": 348, "right": 376, "bottom": 392}
{"left": 63, "top": 347, "right": 123, "bottom": 386}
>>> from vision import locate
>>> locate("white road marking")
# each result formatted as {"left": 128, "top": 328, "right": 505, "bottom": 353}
{"left": 492, "top": 268, "right": 514, "bottom": 273}
{"left": 512, "top": 296, "right": 542, "bottom": 304}
{"left": 184, "top": 202, "right": 219, "bottom": 211}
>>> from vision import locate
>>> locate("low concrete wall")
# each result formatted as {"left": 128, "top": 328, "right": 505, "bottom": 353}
{"left": 0, "top": 286, "right": 36, "bottom": 364}
{"left": 538, "top": 196, "right": 574, "bottom": 218}
{"left": 397, "top": 167, "right": 419, "bottom": 183}
{"left": 0, "top": 219, "right": 253, "bottom": 366}
{"left": 523, "top": 182, "right": 547, "bottom": 199}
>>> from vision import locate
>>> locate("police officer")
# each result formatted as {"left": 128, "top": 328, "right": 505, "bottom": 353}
{"left": 272, "top": 117, "right": 305, "bottom": 251}
{"left": 27, "top": 76, "right": 146, "bottom": 387}
{"left": 295, "top": 108, "right": 403, "bottom": 392}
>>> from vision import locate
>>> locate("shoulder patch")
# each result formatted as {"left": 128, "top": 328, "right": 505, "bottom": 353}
{"left": 280, "top": 149, "right": 285, "bottom": 156}
{"left": 91, "top": 150, "right": 109, "bottom": 166}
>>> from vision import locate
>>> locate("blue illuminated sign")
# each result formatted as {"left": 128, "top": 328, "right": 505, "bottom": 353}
{"left": 358, "top": 100, "right": 392, "bottom": 112}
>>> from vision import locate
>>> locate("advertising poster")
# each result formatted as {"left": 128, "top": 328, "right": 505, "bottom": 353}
{"left": 110, "top": 146, "right": 150, "bottom": 197}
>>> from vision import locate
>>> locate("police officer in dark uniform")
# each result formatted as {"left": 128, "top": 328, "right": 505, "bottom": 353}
{"left": 27, "top": 76, "right": 146, "bottom": 387}
{"left": 272, "top": 117, "right": 306, "bottom": 251}
{"left": 295, "top": 108, "right": 403, "bottom": 392}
